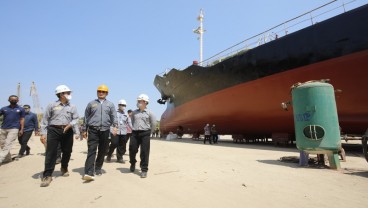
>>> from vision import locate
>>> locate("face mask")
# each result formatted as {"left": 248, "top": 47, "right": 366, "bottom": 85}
{"left": 25, "top": 109, "right": 30, "bottom": 113}
{"left": 9, "top": 101, "right": 17, "bottom": 105}
{"left": 137, "top": 103, "right": 143, "bottom": 108}
{"left": 65, "top": 95, "right": 72, "bottom": 100}
{"left": 119, "top": 106, "right": 125, "bottom": 111}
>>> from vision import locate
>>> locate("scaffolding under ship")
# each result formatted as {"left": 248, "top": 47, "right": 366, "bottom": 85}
{"left": 154, "top": 3, "right": 368, "bottom": 138}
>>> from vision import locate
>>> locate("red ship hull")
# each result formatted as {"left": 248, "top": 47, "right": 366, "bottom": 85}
{"left": 159, "top": 50, "right": 368, "bottom": 136}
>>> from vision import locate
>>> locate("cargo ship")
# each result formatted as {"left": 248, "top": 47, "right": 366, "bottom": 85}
{"left": 154, "top": 2, "right": 368, "bottom": 138}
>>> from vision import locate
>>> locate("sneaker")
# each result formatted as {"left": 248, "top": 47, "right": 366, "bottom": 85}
{"left": 130, "top": 164, "right": 135, "bottom": 172}
{"left": 141, "top": 172, "right": 147, "bottom": 178}
{"left": 106, "top": 156, "right": 111, "bottom": 162}
{"left": 61, "top": 167, "right": 69, "bottom": 177}
{"left": 40, "top": 176, "right": 52, "bottom": 187}
{"left": 95, "top": 170, "right": 102, "bottom": 176}
{"left": 83, "top": 174, "right": 95, "bottom": 181}
{"left": 56, "top": 157, "right": 61, "bottom": 164}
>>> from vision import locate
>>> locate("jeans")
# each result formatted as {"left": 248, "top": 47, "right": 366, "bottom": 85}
{"left": 204, "top": 135, "right": 212, "bottom": 144}
{"left": 129, "top": 130, "right": 151, "bottom": 172}
{"left": 18, "top": 131, "right": 33, "bottom": 155}
{"left": 84, "top": 128, "right": 110, "bottom": 176}
{"left": 43, "top": 126, "right": 74, "bottom": 177}
{"left": 107, "top": 134, "right": 127, "bottom": 160}
{"left": 0, "top": 129, "right": 19, "bottom": 163}
{"left": 212, "top": 134, "right": 219, "bottom": 143}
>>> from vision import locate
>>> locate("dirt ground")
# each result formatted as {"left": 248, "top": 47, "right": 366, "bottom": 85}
{"left": 0, "top": 135, "right": 367, "bottom": 208}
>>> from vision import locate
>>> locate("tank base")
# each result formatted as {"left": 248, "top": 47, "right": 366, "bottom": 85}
{"left": 327, "top": 153, "right": 341, "bottom": 170}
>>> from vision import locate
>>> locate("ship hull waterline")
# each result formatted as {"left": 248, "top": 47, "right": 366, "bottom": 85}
{"left": 159, "top": 50, "right": 368, "bottom": 137}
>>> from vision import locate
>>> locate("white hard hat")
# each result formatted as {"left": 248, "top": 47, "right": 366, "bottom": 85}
{"left": 137, "top": 94, "right": 149, "bottom": 103}
{"left": 118, "top": 99, "right": 127, "bottom": 105}
{"left": 55, "top": 85, "right": 71, "bottom": 95}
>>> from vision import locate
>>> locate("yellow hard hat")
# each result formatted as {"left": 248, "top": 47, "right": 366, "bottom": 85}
{"left": 97, "top": 84, "right": 109, "bottom": 92}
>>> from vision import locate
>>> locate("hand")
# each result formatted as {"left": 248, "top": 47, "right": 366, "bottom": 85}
{"left": 40, "top": 135, "right": 46, "bottom": 144}
{"left": 35, "top": 131, "right": 40, "bottom": 136}
{"left": 74, "top": 134, "right": 80, "bottom": 140}
{"left": 112, "top": 127, "right": 117, "bottom": 136}
{"left": 63, "top": 124, "right": 72, "bottom": 133}
{"left": 18, "top": 129, "right": 24, "bottom": 137}
{"left": 82, "top": 132, "right": 88, "bottom": 139}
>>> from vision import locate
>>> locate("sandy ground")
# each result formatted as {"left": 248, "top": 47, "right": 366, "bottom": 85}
{"left": 0, "top": 135, "right": 367, "bottom": 208}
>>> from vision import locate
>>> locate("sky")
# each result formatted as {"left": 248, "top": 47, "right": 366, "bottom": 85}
{"left": 0, "top": 0, "right": 366, "bottom": 118}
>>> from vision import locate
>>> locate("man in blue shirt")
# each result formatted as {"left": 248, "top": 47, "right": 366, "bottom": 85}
{"left": 17, "top": 104, "right": 39, "bottom": 158}
{"left": 0, "top": 95, "right": 25, "bottom": 165}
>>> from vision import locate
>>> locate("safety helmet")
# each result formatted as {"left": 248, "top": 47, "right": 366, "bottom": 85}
{"left": 97, "top": 84, "right": 109, "bottom": 92}
{"left": 137, "top": 94, "right": 149, "bottom": 103}
{"left": 118, "top": 99, "right": 127, "bottom": 105}
{"left": 55, "top": 85, "right": 71, "bottom": 95}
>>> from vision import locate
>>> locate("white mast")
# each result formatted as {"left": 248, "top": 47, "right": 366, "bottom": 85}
{"left": 193, "top": 9, "right": 205, "bottom": 66}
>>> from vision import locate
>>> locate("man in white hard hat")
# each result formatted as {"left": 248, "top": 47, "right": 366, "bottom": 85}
{"left": 106, "top": 99, "right": 132, "bottom": 163}
{"left": 129, "top": 94, "right": 156, "bottom": 178}
{"left": 39, "top": 85, "right": 80, "bottom": 187}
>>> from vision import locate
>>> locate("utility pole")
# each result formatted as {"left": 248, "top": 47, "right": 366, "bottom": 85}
{"left": 193, "top": 9, "right": 205, "bottom": 66}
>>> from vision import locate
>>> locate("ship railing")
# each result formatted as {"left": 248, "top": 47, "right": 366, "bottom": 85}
{"left": 200, "top": 0, "right": 367, "bottom": 67}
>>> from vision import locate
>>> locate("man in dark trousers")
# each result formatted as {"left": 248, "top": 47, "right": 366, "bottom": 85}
{"left": 129, "top": 94, "right": 156, "bottom": 178}
{"left": 39, "top": 85, "right": 80, "bottom": 187}
{"left": 82, "top": 84, "right": 117, "bottom": 181}
{"left": 106, "top": 99, "right": 132, "bottom": 163}
{"left": 0, "top": 95, "right": 25, "bottom": 165}
{"left": 17, "top": 104, "right": 39, "bottom": 158}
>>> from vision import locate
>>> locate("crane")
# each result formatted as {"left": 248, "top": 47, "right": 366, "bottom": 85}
{"left": 30, "top": 81, "right": 43, "bottom": 116}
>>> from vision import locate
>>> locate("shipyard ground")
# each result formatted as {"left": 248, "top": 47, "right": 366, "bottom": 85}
{"left": 0, "top": 135, "right": 367, "bottom": 208}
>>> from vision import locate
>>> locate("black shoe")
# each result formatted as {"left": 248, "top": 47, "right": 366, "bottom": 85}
{"left": 106, "top": 156, "right": 111, "bottom": 162}
{"left": 95, "top": 170, "right": 102, "bottom": 176}
{"left": 130, "top": 164, "right": 135, "bottom": 172}
{"left": 56, "top": 157, "right": 61, "bottom": 164}
{"left": 61, "top": 167, "right": 69, "bottom": 177}
{"left": 141, "top": 172, "right": 147, "bottom": 178}
{"left": 26, "top": 147, "right": 31, "bottom": 155}
{"left": 117, "top": 159, "right": 125, "bottom": 164}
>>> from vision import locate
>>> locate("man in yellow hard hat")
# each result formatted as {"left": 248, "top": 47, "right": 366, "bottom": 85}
{"left": 82, "top": 84, "right": 118, "bottom": 181}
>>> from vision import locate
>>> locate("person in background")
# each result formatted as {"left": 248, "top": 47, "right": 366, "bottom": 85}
{"left": 82, "top": 84, "right": 117, "bottom": 181}
{"left": 211, "top": 124, "right": 218, "bottom": 144}
{"left": 203, "top": 124, "right": 211, "bottom": 144}
{"left": 17, "top": 104, "right": 39, "bottom": 158}
{"left": 125, "top": 109, "right": 133, "bottom": 152}
{"left": 129, "top": 94, "right": 156, "bottom": 178}
{"left": 39, "top": 85, "right": 80, "bottom": 187}
{"left": 0, "top": 95, "right": 25, "bottom": 165}
{"left": 106, "top": 99, "right": 132, "bottom": 163}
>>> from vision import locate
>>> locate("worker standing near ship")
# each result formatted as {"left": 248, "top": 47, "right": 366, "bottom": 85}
{"left": 211, "top": 124, "right": 218, "bottom": 144}
{"left": 17, "top": 104, "right": 39, "bottom": 158}
{"left": 0, "top": 95, "right": 25, "bottom": 165}
{"left": 203, "top": 124, "right": 211, "bottom": 144}
{"left": 39, "top": 85, "right": 80, "bottom": 187}
{"left": 129, "top": 94, "right": 156, "bottom": 178}
{"left": 82, "top": 84, "right": 118, "bottom": 181}
{"left": 106, "top": 99, "right": 132, "bottom": 163}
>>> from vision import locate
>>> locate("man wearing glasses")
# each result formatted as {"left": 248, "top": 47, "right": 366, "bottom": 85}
{"left": 82, "top": 84, "right": 118, "bottom": 181}
{"left": 39, "top": 85, "right": 80, "bottom": 187}
{"left": 0, "top": 95, "right": 25, "bottom": 165}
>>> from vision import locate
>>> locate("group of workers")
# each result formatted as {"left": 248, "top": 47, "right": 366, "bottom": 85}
{"left": 0, "top": 84, "right": 156, "bottom": 187}
{"left": 203, "top": 124, "right": 219, "bottom": 144}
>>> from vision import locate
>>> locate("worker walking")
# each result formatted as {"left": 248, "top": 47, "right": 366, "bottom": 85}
{"left": 0, "top": 95, "right": 25, "bottom": 165}
{"left": 106, "top": 99, "right": 132, "bottom": 163}
{"left": 17, "top": 104, "right": 39, "bottom": 158}
{"left": 203, "top": 124, "right": 212, "bottom": 144}
{"left": 82, "top": 84, "right": 117, "bottom": 181}
{"left": 129, "top": 94, "right": 156, "bottom": 178}
{"left": 39, "top": 85, "right": 80, "bottom": 187}
{"left": 211, "top": 124, "right": 218, "bottom": 144}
